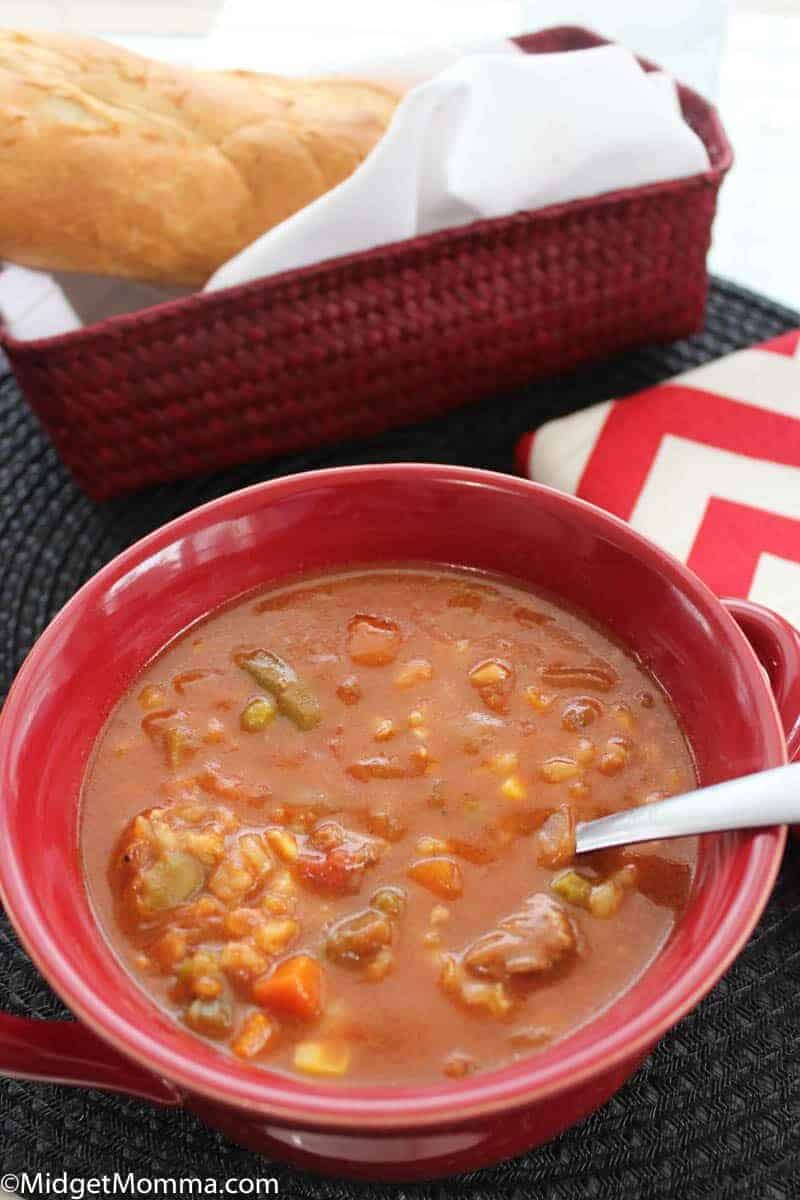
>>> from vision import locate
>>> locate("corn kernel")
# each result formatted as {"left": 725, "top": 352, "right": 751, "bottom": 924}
{"left": 412, "top": 727, "right": 429, "bottom": 741}
{"left": 262, "top": 893, "right": 296, "bottom": 917}
{"left": 429, "top": 905, "right": 450, "bottom": 926}
{"left": 253, "top": 918, "right": 299, "bottom": 956}
{"left": 208, "top": 862, "right": 254, "bottom": 904}
{"left": 238, "top": 834, "right": 273, "bottom": 876}
{"left": 575, "top": 738, "right": 596, "bottom": 765}
{"left": 266, "top": 828, "right": 299, "bottom": 863}
{"left": 223, "top": 908, "right": 261, "bottom": 939}
{"left": 139, "top": 684, "right": 167, "bottom": 711}
{"left": 460, "top": 979, "right": 513, "bottom": 1018}
{"left": 408, "top": 709, "right": 425, "bottom": 727}
{"left": 293, "top": 1040, "right": 351, "bottom": 1077}
{"left": 488, "top": 750, "right": 519, "bottom": 774}
{"left": 500, "top": 774, "right": 527, "bottom": 801}
{"left": 525, "top": 687, "right": 554, "bottom": 711}
{"left": 183, "top": 951, "right": 219, "bottom": 977}
{"left": 395, "top": 658, "right": 434, "bottom": 689}
{"left": 469, "top": 661, "right": 509, "bottom": 687}
{"left": 271, "top": 869, "right": 296, "bottom": 896}
{"left": 183, "top": 830, "right": 225, "bottom": 866}
{"left": 192, "top": 974, "right": 223, "bottom": 1000}
{"left": 219, "top": 942, "right": 268, "bottom": 981}
{"left": 423, "top": 930, "right": 441, "bottom": 947}
{"left": 598, "top": 741, "right": 629, "bottom": 776}
{"left": 373, "top": 718, "right": 396, "bottom": 742}
{"left": 589, "top": 881, "right": 623, "bottom": 919}
{"left": 240, "top": 696, "right": 277, "bottom": 733}
{"left": 539, "top": 757, "right": 580, "bottom": 783}
{"left": 613, "top": 703, "right": 635, "bottom": 731}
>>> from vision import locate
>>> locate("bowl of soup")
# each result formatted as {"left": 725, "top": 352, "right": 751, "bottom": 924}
{"left": 0, "top": 464, "right": 796, "bottom": 1181}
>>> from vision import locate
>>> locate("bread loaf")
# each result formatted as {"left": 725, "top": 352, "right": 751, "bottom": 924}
{"left": 0, "top": 30, "right": 399, "bottom": 285}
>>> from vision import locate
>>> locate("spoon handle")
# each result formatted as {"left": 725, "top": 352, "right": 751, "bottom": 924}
{"left": 575, "top": 762, "right": 800, "bottom": 854}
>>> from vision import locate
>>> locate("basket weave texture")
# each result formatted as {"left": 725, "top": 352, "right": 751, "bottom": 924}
{"left": 0, "top": 27, "right": 731, "bottom": 499}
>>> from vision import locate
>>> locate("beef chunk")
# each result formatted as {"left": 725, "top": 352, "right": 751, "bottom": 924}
{"left": 463, "top": 893, "right": 577, "bottom": 980}
{"left": 326, "top": 908, "right": 392, "bottom": 966}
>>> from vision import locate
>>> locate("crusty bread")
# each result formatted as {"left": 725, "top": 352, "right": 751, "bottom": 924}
{"left": 0, "top": 30, "right": 399, "bottom": 285}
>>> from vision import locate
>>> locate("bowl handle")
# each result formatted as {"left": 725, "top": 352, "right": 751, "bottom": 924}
{"left": 723, "top": 598, "right": 800, "bottom": 763}
{"left": 0, "top": 1012, "right": 182, "bottom": 1106}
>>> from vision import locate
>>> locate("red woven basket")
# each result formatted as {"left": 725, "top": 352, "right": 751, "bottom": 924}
{"left": 1, "top": 27, "right": 731, "bottom": 500}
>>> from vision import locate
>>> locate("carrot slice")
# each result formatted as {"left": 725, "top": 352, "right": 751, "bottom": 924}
{"left": 252, "top": 954, "right": 323, "bottom": 1021}
{"left": 407, "top": 856, "right": 463, "bottom": 900}
{"left": 231, "top": 1012, "right": 279, "bottom": 1060}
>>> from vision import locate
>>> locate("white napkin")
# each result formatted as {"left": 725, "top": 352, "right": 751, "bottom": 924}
{"left": 207, "top": 44, "right": 709, "bottom": 293}
{"left": 0, "top": 42, "right": 709, "bottom": 338}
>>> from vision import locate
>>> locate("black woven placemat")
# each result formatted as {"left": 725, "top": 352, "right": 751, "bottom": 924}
{"left": 1, "top": 277, "right": 799, "bottom": 1198}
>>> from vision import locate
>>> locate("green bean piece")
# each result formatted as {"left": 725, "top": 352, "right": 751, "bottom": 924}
{"left": 237, "top": 650, "right": 322, "bottom": 730}
{"left": 550, "top": 869, "right": 592, "bottom": 909}
{"left": 240, "top": 695, "right": 278, "bottom": 733}
{"left": 279, "top": 680, "right": 323, "bottom": 731}
{"left": 236, "top": 650, "right": 295, "bottom": 694}
{"left": 139, "top": 852, "right": 205, "bottom": 913}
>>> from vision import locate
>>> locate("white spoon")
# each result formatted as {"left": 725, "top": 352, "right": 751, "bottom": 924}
{"left": 575, "top": 763, "right": 800, "bottom": 854}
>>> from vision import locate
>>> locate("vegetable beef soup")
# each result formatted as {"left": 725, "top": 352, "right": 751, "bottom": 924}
{"left": 81, "top": 567, "right": 697, "bottom": 1084}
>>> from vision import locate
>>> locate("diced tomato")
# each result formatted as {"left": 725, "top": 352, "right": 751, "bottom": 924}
{"left": 297, "top": 849, "right": 364, "bottom": 896}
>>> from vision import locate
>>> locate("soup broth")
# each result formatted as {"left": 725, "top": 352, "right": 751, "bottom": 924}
{"left": 81, "top": 567, "right": 696, "bottom": 1084}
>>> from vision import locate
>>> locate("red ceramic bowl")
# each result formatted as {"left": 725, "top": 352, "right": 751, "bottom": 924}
{"left": 1, "top": 465, "right": 799, "bottom": 1182}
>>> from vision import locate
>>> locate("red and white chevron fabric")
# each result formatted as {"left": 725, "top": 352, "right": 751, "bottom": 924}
{"left": 516, "top": 330, "right": 800, "bottom": 628}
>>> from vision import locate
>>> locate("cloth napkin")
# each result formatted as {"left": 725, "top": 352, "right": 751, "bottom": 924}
{"left": 0, "top": 40, "right": 708, "bottom": 338}
{"left": 515, "top": 331, "right": 800, "bottom": 630}
{"left": 207, "top": 44, "right": 708, "bottom": 291}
